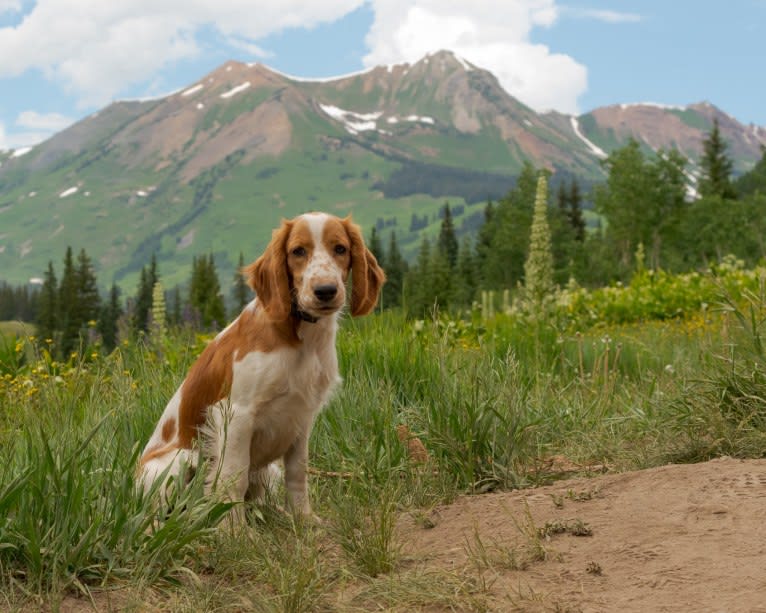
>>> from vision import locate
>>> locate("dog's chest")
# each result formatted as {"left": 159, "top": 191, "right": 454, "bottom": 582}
{"left": 231, "top": 342, "right": 340, "bottom": 418}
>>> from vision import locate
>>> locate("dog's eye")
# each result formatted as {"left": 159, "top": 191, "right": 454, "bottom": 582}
{"left": 291, "top": 247, "right": 307, "bottom": 257}
{"left": 334, "top": 245, "right": 347, "bottom": 255}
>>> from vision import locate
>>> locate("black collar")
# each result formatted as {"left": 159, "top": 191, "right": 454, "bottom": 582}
{"left": 291, "top": 301, "right": 319, "bottom": 324}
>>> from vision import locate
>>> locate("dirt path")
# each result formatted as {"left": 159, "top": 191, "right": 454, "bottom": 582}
{"left": 398, "top": 457, "right": 766, "bottom": 612}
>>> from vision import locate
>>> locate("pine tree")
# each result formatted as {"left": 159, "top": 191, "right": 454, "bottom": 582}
{"left": 483, "top": 162, "right": 539, "bottom": 290}
{"left": 428, "top": 247, "right": 453, "bottom": 310}
{"left": 382, "top": 231, "right": 406, "bottom": 309}
{"left": 75, "top": 248, "right": 101, "bottom": 328}
{"left": 568, "top": 178, "right": 586, "bottom": 242}
{"left": 455, "top": 235, "right": 478, "bottom": 307}
{"left": 98, "top": 283, "right": 122, "bottom": 351}
{"left": 522, "top": 174, "right": 555, "bottom": 309}
{"left": 437, "top": 203, "right": 459, "bottom": 268}
{"left": 190, "top": 254, "right": 225, "bottom": 329}
{"left": 699, "top": 117, "right": 736, "bottom": 199}
{"left": 231, "top": 252, "right": 251, "bottom": 316}
{"left": 735, "top": 145, "right": 766, "bottom": 197}
{"left": 58, "top": 247, "right": 80, "bottom": 356}
{"left": 474, "top": 199, "right": 496, "bottom": 283}
{"left": 406, "top": 237, "right": 432, "bottom": 316}
{"left": 368, "top": 227, "right": 385, "bottom": 269}
{"left": 36, "top": 261, "right": 58, "bottom": 344}
{"left": 133, "top": 254, "right": 158, "bottom": 332}
{"left": 557, "top": 181, "right": 569, "bottom": 215}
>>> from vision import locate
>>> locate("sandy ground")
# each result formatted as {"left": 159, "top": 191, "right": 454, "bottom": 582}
{"left": 397, "top": 456, "right": 766, "bottom": 612}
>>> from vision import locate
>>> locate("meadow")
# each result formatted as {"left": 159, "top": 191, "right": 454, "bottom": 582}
{"left": 1, "top": 263, "right": 765, "bottom": 611}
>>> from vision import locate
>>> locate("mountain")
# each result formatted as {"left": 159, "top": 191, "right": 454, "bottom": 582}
{"left": 576, "top": 102, "right": 766, "bottom": 173}
{"left": 1, "top": 50, "right": 764, "bottom": 288}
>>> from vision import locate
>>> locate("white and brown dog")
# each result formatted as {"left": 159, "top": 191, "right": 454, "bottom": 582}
{"left": 137, "top": 212, "right": 385, "bottom": 520}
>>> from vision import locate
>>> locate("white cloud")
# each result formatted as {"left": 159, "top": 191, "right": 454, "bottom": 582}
{"left": 16, "top": 110, "right": 75, "bottom": 132}
{"left": 0, "top": 123, "right": 49, "bottom": 149}
{"left": 0, "top": 0, "right": 21, "bottom": 15}
{"left": 0, "top": 0, "right": 597, "bottom": 117}
{"left": 563, "top": 7, "right": 643, "bottom": 23}
{"left": 227, "top": 37, "right": 274, "bottom": 59}
{"left": 363, "top": 0, "right": 587, "bottom": 114}
{"left": 0, "top": 0, "right": 365, "bottom": 108}
{"left": 0, "top": 111, "right": 74, "bottom": 149}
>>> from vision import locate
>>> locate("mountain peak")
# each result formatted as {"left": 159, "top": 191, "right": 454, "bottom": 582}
{"left": 413, "top": 49, "right": 475, "bottom": 71}
{"left": 2, "top": 52, "right": 766, "bottom": 287}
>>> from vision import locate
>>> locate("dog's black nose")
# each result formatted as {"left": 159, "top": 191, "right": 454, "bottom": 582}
{"left": 314, "top": 284, "right": 338, "bottom": 302}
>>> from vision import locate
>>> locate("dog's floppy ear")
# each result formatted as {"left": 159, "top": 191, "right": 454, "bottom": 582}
{"left": 342, "top": 216, "right": 386, "bottom": 317}
{"left": 243, "top": 220, "right": 293, "bottom": 321}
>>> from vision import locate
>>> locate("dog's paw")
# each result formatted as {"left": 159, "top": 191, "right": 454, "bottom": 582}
{"left": 221, "top": 504, "right": 248, "bottom": 533}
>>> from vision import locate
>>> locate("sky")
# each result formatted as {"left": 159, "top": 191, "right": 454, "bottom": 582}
{"left": 0, "top": 0, "right": 764, "bottom": 150}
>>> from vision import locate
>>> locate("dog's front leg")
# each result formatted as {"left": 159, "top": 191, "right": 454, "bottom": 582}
{"left": 283, "top": 430, "right": 316, "bottom": 521}
{"left": 207, "top": 405, "right": 254, "bottom": 526}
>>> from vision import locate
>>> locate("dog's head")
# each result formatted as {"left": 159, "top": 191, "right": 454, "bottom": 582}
{"left": 244, "top": 213, "right": 386, "bottom": 321}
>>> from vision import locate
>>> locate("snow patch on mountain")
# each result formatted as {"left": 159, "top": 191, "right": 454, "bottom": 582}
{"left": 454, "top": 54, "right": 474, "bottom": 71}
{"left": 570, "top": 117, "right": 607, "bottom": 159}
{"left": 320, "top": 104, "right": 382, "bottom": 134}
{"left": 182, "top": 83, "right": 204, "bottom": 97}
{"left": 220, "top": 82, "right": 250, "bottom": 99}
{"left": 619, "top": 102, "right": 687, "bottom": 112}
{"left": 405, "top": 115, "right": 435, "bottom": 125}
{"left": 320, "top": 104, "right": 437, "bottom": 134}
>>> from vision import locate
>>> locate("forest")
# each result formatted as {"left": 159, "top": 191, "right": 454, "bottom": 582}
{"left": 1, "top": 118, "right": 765, "bottom": 356}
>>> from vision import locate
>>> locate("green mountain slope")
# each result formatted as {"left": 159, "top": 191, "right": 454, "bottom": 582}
{"left": 0, "top": 51, "right": 764, "bottom": 289}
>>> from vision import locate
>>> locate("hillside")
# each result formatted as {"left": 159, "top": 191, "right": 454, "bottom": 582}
{"left": 1, "top": 50, "right": 764, "bottom": 288}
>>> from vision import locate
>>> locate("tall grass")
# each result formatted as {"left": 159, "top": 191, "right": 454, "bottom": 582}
{"left": 0, "top": 280, "right": 765, "bottom": 607}
{"left": 0, "top": 341, "right": 233, "bottom": 602}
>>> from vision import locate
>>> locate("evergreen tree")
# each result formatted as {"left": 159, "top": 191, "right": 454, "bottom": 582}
{"left": 474, "top": 199, "right": 496, "bottom": 284}
{"left": 0, "top": 284, "right": 37, "bottom": 321}
{"left": 736, "top": 145, "right": 766, "bottom": 197}
{"left": 699, "top": 118, "right": 736, "bottom": 200}
{"left": 521, "top": 174, "right": 555, "bottom": 309}
{"left": 437, "top": 203, "right": 459, "bottom": 268}
{"left": 568, "top": 178, "right": 586, "bottom": 242}
{"left": 483, "top": 162, "right": 539, "bottom": 290}
{"left": 455, "top": 235, "right": 478, "bottom": 307}
{"left": 58, "top": 247, "right": 80, "bottom": 356}
{"left": 37, "top": 261, "right": 58, "bottom": 344}
{"left": 56, "top": 247, "right": 101, "bottom": 355}
{"left": 368, "top": 227, "right": 385, "bottom": 269}
{"left": 382, "top": 230, "right": 407, "bottom": 309}
{"left": 428, "top": 247, "right": 453, "bottom": 310}
{"left": 556, "top": 181, "right": 568, "bottom": 215}
{"left": 133, "top": 254, "right": 158, "bottom": 332}
{"left": 405, "top": 237, "right": 433, "bottom": 316}
{"left": 98, "top": 283, "right": 122, "bottom": 351}
{"left": 231, "top": 252, "right": 251, "bottom": 316}
{"left": 75, "top": 248, "right": 101, "bottom": 329}
{"left": 189, "top": 254, "right": 225, "bottom": 329}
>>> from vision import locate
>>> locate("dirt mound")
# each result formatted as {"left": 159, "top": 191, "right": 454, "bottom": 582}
{"left": 398, "top": 457, "right": 766, "bottom": 612}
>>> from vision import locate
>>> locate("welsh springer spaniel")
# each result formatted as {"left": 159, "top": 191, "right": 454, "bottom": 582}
{"left": 138, "top": 212, "right": 385, "bottom": 521}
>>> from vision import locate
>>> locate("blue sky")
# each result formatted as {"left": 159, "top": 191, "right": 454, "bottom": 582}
{"left": 0, "top": 1, "right": 764, "bottom": 150}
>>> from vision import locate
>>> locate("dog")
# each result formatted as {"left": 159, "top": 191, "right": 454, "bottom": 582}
{"left": 137, "top": 212, "right": 385, "bottom": 521}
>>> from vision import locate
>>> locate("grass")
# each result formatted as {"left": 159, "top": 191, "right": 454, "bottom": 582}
{"left": 1, "top": 282, "right": 766, "bottom": 609}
